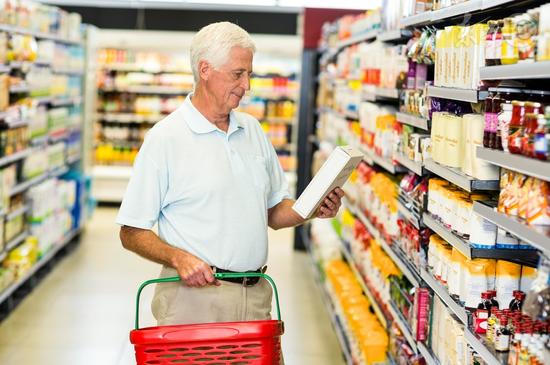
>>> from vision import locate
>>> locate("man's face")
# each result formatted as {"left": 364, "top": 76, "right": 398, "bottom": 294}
{"left": 206, "top": 46, "right": 253, "bottom": 114}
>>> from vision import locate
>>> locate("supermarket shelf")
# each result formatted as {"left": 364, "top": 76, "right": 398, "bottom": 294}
{"left": 336, "top": 29, "right": 379, "bottom": 49}
{"left": 0, "top": 24, "right": 84, "bottom": 46}
{"left": 97, "top": 112, "right": 166, "bottom": 124}
{"left": 52, "top": 68, "right": 85, "bottom": 76}
{"left": 423, "top": 213, "right": 540, "bottom": 267}
{"left": 5, "top": 231, "right": 28, "bottom": 252}
{"left": 400, "top": 11, "right": 432, "bottom": 27}
{"left": 398, "top": 200, "right": 423, "bottom": 230}
{"left": 388, "top": 301, "right": 418, "bottom": 353}
{"left": 9, "top": 84, "right": 30, "bottom": 94}
{"left": 395, "top": 112, "right": 430, "bottom": 131}
{"left": 304, "top": 234, "right": 354, "bottom": 365}
{"left": 100, "top": 64, "right": 190, "bottom": 73}
{"left": 377, "top": 29, "right": 412, "bottom": 43}
{"left": 50, "top": 96, "right": 83, "bottom": 107}
{"left": 0, "top": 149, "right": 32, "bottom": 168}
{"left": 427, "top": 86, "right": 488, "bottom": 103}
{"left": 473, "top": 201, "right": 550, "bottom": 256}
{"left": 423, "top": 159, "right": 499, "bottom": 192}
{"left": 420, "top": 269, "right": 469, "bottom": 325}
{"left": 464, "top": 329, "right": 508, "bottom": 365}
{"left": 376, "top": 87, "right": 399, "bottom": 100}
{"left": 99, "top": 85, "right": 192, "bottom": 95}
{"left": 6, "top": 205, "right": 29, "bottom": 221}
{"left": 66, "top": 154, "right": 82, "bottom": 164}
{"left": 418, "top": 343, "right": 439, "bottom": 365}
{"left": 9, "top": 173, "right": 48, "bottom": 197}
{"left": 348, "top": 203, "right": 421, "bottom": 287}
{"left": 476, "top": 147, "right": 550, "bottom": 182}
{"left": 394, "top": 153, "right": 424, "bottom": 176}
{"left": 0, "top": 64, "right": 11, "bottom": 73}
{"left": 49, "top": 130, "right": 69, "bottom": 143}
{"left": 362, "top": 148, "right": 406, "bottom": 174}
{"left": 49, "top": 165, "right": 70, "bottom": 178}
{"left": 339, "top": 240, "right": 390, "bottom": 328}
{"left": 0, "top": 228, "right": 81, "bottom": 306}
{"left": 400, "top": 0, "right": 515, "bottom": 28}
{"left": 480, "top": 61, "right": 550, "bottom": 80}
{"left": 261, "top": 116, "right": 295, "bottom": 125}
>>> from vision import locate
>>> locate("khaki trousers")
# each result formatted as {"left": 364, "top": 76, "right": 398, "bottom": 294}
{"left": 151, "top": 266, "right": 273, "bottom": 326}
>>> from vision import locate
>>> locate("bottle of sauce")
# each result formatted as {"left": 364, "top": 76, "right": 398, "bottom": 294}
{"left": 495, "top": 315, "right": 512, "bottom": 352}
{"left": 494, "top": 20, "right": 504, "bottom": 66}
{"left": 484, "top": 93, "right": 494, "bottom": 148}
{"left": 508, "top": 101, "right": 526, "bottom": 154}
{"left": 509, "top": 290, "right": 526, "bottom": 312}
{"left": 521, "top": 113, "right": 539, "bottom": 158}
{"left": 488, "top": 290, "right": 500, "bottom": 310}
{"left": 490, "top": 91, "right": 504, "bottom": 148}
{"left": 499, "top": 103, "right": 514, "bottom": 152}
{"left": 475, "top": 291, "right": 493, "bottom": 334}
{"left": 502, "top": 18, "right": 519, "bottom": 65}
{"left": 487, "top": 309, "right": 501, "bottom": 343}
{"left": 485, "top": 21, "right": 498, "bottom": 66}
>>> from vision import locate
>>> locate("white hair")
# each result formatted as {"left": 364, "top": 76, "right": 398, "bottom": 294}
{"left": 190, "top": 22, "right": 256, "bottom": 83}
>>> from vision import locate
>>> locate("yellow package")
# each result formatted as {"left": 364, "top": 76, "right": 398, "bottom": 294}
{"left": 527, "top": 179, "right": 550, "bottom": 226}
{"left": 464, "top": 258, "right": 497, "bottom": 308}
{"left": 520, "top": 266, "right": 537, "bottom": 292}
{"left": 495, "top": 260, "right": 521, "bottom": 307}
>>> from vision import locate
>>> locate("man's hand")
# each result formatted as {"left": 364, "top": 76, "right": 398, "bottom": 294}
{"left": 172, "top": 250, "right": 220, "bottom": 288}
{"left": 316, "top": 188, "right": 345, "bottom": 219}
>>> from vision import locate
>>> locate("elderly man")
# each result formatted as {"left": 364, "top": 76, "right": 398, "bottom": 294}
{"left": 117, "top": 22, "right": 344, "bottom": 326}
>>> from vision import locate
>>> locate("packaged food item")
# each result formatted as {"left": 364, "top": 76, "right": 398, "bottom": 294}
{"left": 474, "top": 292, "right": 493, "bottom": 334}
{"left": 533, "top": 111, "right": 548, "bottom": 161}
{"left": 526, "top": 179, "right": 550, "bottom": 226}
{"left": 495, "top": 260, "right": 522, "bottom": 308}
{"left": 501, "top": 18, "right": 519, "bottom": 65}
{"left": 498, "top": 169, "right": 513, "bottom": 213}
{"left": 464, "top": 259, "right": 497, "bottom": 308}
{"left": 505, "top": 173, "right": 527, "bottom": 216}
{"left": 508, "top": 101, "right": 526, "bottom": 155}
{"left": 520, "top": 266, "right": 537, "bottom": 292}
{"left": 498, "top": 102, "right": 514, "bottom": 153}
{"left": 469, "top": 211, "right": 497, "bottom": 249}
{"left": 444, "top": 113, "right": 462, "bottom": 168}
{"left": 494, "top": 315, "right": 512, "bottom": 352}
{"left": 518, "top": 177, "right": 535, "bottom": 220}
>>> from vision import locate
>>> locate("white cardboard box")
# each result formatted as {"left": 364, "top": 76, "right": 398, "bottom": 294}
{"left": 293, "top": 146, "right": 364, "bottom": 219}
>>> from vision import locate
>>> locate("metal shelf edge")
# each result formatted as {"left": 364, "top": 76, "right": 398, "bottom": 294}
{"left": 396, "top": 112, "right": 430, "bottom": 130}
{"left": 388, "top": 301, "right": 418, "bottom": 353}
{"left": 464, "top": 329, "right": 507, "bottom": 365}
{"left": 476, "top": 147, "right": 550, "bottom": 183}
{"left": 395, "top": 153, "right": 424, "bottom": 176}
{"left": 427, "top": 86, "right": 488, "bottom": 103}
{"left": 5, "top": 231, "right": 28, "bottom": 252}
{"left": 423, "top": 213, "right": 472, "bottom": 259}
{"left": 420, "top": 269, "right": 469, "bottom": 325}
{"left": 480, "top": 61, "right": 550, "bottom": 81}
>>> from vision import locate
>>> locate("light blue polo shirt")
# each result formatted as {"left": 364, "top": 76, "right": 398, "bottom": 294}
{"left": 116, "top": 95, "right": 291, "bottom": 271}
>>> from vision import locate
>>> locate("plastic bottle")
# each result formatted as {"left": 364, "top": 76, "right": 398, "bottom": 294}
{"left": 489, "top": 91, "right": 503, "bottom": 149}
{"left": 485, "top": 21, "right": 498, "bottom": 66}
{"left": 501, "top": 18, "right": 519, "bottom": 65}
{"left": 508, "top": 101, "right": 526, "bottom": 154}
{"left": 475, "top": 291, "right": 493, "bottom": 333}
{"left": 495, "top": 315, "right": 512, "bottom": 352}
{"left": 484, "top": 93, "right": 494, "bottom": 148}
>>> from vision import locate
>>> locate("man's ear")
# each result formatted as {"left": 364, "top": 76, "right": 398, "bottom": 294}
{"left": 198, "top": 60, "right": 211, "bottom": 81}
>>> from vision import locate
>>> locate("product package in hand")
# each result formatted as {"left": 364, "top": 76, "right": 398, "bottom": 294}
{"left": 293, "top": 146, "right": 363, "bottom": 219}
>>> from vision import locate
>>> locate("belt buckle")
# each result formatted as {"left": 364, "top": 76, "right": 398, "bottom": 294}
{"left": 243, "top": 276, "right": 258, "bottom": 287}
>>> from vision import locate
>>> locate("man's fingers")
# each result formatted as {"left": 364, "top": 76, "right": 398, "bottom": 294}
{"left": 324, "top": 198, "right": 336, "bottom": 210}
{"left": 334, "top": 188, "right": 345, "bottom": 198}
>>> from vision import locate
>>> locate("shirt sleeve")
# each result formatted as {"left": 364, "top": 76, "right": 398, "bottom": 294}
{"left": 116, "top": 131, "right": 168, "bottom": 229}
{"left": 263, "top": 134, "right": 292, "bottom": 209}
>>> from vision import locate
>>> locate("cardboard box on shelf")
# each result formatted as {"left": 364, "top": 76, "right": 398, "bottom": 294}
{"left": 293, "top": 146, "right": 363, "bottom": 219}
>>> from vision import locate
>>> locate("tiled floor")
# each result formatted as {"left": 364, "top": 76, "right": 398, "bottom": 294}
{"left": 0, "top": 207, "right": 345, "bottom": 365}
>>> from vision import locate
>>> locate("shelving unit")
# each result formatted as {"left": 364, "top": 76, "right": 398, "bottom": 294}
{"left": 388, "top": 301, "right": 418, "bottom": 353}
{"left": 339, "top": 239, "right": 390, "bottom": 328}
{"left": 99, "top": 85, "right": 192, "bottom": 95}
{"left": 336, "top": 29, "right": 379, "bottom": 49}
{"left": 395, "top": 112, "right": 430, "bottom": 131}
{"left": 427, "top": 86, "right": 488, "bottom": 103}
{"left": 464, "top": 329, "right": 509, "bottom": 365}
{"left": 419, "top": 268, "right": 469, "bottom": 325}
{"left": 473, "top": 201, "right": 550, "bottom": 254}
{"left": 480, "top": 61, "right": 550, "bottom": 80}
{"left": 423, "top": 159, "right": 499, "bottom": 192}
{"left": 0, "top": 24, "right": 83, "bottom": 46}
{"left": 398, "top": 200, "right": 423, "bottom": 230}
{"left": 377, "top": 29, "right": 412, "bottom": 43}
{"left": 5, "top": 231, "right": 29, "bottom": 253}
{"left": 476, "top": 147, "right": 550, "bottom": 183}
{"left": 394, "top": 153, "right": 424, "bottom": 176}
{"left": 423, "top": 213, "right": 539, "bottom": 267}
{"left": 303, "top": 232, "right": 354, "bottom": 365}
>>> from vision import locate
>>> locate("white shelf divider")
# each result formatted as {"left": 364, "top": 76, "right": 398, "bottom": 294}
{"left": 427, "top": 86, "right": 488, "bottom": 103}
{"left": 480, "top": 61, "right": 550, "bottom": 80}
{"left": 394, "top": 153, "right": 424, "bottom": 176}
{"left": 423, "top": 159, "right": 499, "bottom": 192}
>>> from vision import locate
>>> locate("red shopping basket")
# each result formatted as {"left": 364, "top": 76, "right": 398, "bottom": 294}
{"left": 130, "top": 272, "right": 284, "bottom": 365}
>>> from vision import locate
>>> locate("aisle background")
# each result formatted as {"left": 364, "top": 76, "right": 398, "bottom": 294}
{"left": 0, "top": 208, "right": 344, "bottom": 365}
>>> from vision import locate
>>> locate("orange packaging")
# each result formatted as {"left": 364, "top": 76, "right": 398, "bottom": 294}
{"left": 527, "top": 179, "right": 550, "bottom": 226}
{"left": 505, "top": 173, "right": 527, "bottom": 216}
{"left": 518, "top": 177, "right": 534, "bottom": 220}
{"left": 498, "top": 170, "right": 513, "bottom": 213}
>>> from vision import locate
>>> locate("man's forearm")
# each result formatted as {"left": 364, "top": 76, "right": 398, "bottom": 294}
{"left": 120, "top": 226, "right": 182, "bottom": 268}
{"left": 267, "top": 199, "right": 307, "bottom": 230}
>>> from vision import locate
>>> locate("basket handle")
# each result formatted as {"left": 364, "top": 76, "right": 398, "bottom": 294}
{"left": 135, "top": 272, "right": 281, "bottom": 329}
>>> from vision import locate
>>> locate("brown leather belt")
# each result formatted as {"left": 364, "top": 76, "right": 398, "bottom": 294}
{"left": 213, "top": 266, "right": 267, "bottom": 287}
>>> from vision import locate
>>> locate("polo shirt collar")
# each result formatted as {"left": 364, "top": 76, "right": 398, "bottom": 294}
{"left": 183, "top": 94, "right": 244, "bottom": 135}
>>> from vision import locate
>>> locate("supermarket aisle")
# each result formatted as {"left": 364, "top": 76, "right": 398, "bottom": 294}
{"left": 0, "top": 207, "right": 344, "bottom": 365}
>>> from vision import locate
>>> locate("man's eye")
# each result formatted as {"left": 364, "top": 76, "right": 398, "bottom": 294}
{"left": 234, "top": 72, "right": 243, "bottom": 79}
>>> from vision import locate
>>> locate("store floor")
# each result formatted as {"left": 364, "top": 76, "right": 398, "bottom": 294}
{"left": 0, "top": 207, "right": 344, "bottom": 365}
